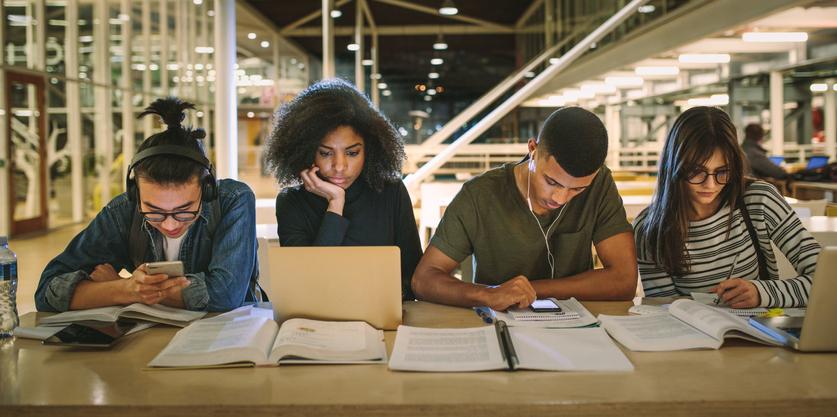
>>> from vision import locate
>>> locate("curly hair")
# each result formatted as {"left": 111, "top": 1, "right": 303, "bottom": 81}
{"left": 264, "top": 78, "right": 405, "bottom": 192}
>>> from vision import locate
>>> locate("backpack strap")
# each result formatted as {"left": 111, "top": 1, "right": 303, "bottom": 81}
{"left": 738, "top": 195, "right": 770, "bottom": 281}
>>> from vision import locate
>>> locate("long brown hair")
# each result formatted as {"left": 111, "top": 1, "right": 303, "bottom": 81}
{"left": 636, "top": 106, "right": 746, "bottom": 276}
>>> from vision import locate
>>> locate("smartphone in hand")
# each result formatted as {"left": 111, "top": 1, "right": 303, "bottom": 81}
{"left": 145, "top": 260, "right": 184, "bottom": 277}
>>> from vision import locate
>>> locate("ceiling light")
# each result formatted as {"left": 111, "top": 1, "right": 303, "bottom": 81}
{"left": 424, "top": 95, "right": 433, "bottom": 101}
{"left": 678, "top": 53, "right": 730, "bottom": 64}
{"left": 260, "top": 41, "right": 270, "bottom": 48}
{"left": 580, "top": 82, "right": 617, "bottom": 94}
{"left": 430, "top": 58, "right": 444, "bottom": 65}
{"left": 635, "top": 66, "right": 679, "bottom": 76}
{"left": 195, "top": 46, "right": 214, "bottom": 54}
{"left": 810, "top": 83, "right": 828, "bottom": 92}
{"left": 433, "top": 33, "right": 448, "bottom": 50}
{"left": 330, "top": 10, "right": 342, "bottom": 18}
{"left": 247, "top": 32, "right": 256, "bottom": 40}
{"left": 247, "top": 112, "right": 255, "bottom": 118}
{"left": 438, "top": 0, "right": 458, "bottom": 16}
{"left": 427, "top": 89, "right": 437, "bottom": 96}
{"left": 604, "top": 75, "right": 644, "bottom": 88}
{"left": 742, "top": 32, "right": 807, "bottom": 42}
{"left": 207, "top": 10, "right": 215, "bottom": 17}
{"left": 371, "top": 73, "right": 382, "bottom": 80}
{"left": 362, "top": 59, "right": 374, "bottom": 66}
{"left": 428, "top": 72, "right": 440, "bottom": 79}
{"left": 436, "top": 86, "right": 445, "bottom": 93}
{"left": 193, "top": 0, "right": 203, "bottom": 5}
{"left": 378, "top": 82, "right": 388, "bottom": 89}
{"left": 637, "top": 5, "right": 655, "bottom": 13}
{"left": 524, "top": 71, "right": 536, "bottom": 78}
{"left": 382, "top": 90, "right": 392, "bottom": 96}
{"left": 347, "top": 43, "right": 360, "bottom": 51}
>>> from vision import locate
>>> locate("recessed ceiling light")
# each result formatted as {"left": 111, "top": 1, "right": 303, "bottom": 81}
{"left": 438, "top": 0, "right": 458, "bottom": 16}
{"left": 742, "top": 32, "right": 807, "bottom": 42}
{"left": 247, "top": 32, "right": 256, "bottom": 40}
{"left": 330, "top": 10, "right": 342, "bottom": 18}
{"left": 428, "top": 72, "right": 440, "bottom": 79}
{"left": 431, "top": 58, "right": 444, "bottom": 65}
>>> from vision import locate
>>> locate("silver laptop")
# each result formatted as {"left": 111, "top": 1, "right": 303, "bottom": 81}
{"left": 750, "top": 247, "right": 837, "bottom": 351}
{"left": 264, "top": 245, "right": 403, "bottom": 330}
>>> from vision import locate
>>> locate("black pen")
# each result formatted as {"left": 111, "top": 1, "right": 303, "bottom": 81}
{"left": 494, "top": 320, "right": 519, "bottom": 371}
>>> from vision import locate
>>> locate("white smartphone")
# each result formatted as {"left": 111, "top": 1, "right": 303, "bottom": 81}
{"left": 145, "top": 260, "right": 184, "bottom": 277}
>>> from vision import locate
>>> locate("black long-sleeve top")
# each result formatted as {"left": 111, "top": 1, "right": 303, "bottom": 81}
{"left": 275, "top": 179, "right": 423, "bottom": 300}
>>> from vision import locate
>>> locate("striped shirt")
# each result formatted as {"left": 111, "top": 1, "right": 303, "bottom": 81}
{"left": 633, "top": 181, "right": 821, "bottom": 307}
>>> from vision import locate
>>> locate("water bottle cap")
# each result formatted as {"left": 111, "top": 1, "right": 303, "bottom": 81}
{"left": 0, "top": 236, "right": 6, "bottom": 246}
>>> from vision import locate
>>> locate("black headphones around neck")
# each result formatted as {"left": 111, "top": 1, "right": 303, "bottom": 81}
{"left": 125, "top": 144, "right": 218, "bottom": 203}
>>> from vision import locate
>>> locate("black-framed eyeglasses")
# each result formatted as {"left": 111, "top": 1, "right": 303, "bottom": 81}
{"left": 686, "top": 169, "right": 730, "bottom": 185}
{"left": 140, "top": 201, "right": 202, "bottom": 223}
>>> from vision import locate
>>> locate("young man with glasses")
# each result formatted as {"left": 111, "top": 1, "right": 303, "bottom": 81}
{"left": 36, "top": 98, "right": 259, "bottom": 312}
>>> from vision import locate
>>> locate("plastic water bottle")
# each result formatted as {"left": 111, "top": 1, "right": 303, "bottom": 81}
{"left": 0, "top": 236, "right": 19, "bottom": 337}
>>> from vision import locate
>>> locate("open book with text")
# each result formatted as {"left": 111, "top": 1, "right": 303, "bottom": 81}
{"left": 39, "top": 303, "right": 207, "bottom": 327}
{"left": 388, "top": 321, "right": 633, "bottom": 372}
{"left": 148, "top": 307, "right": 386, "bottom": 368}
{"left": 599, "top": 299, "right": 783, "bottom": 351}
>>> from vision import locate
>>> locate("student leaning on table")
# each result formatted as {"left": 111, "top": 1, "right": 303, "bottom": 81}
{"left": 35, "top": 97, "right": 260, "bottom": 312}
{"left": 411, "top": 107, "right": 638, "bottom": 311}
{"left": 263, "top": 79, "right": 422, "bottom": 300}
{"left": 633, "top": 106, "right": 821, "bottom": 308}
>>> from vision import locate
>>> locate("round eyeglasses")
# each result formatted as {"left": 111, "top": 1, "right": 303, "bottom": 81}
{"left": 686, "top": 169, "right": 730, "bottom": 185}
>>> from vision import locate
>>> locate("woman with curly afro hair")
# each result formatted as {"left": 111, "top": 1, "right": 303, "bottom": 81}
{"left": 264, "top": 78, "right": 422, "bottom": 300}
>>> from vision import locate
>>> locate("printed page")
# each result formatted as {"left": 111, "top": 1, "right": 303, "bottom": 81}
{"left": 599, "top": 313, "right": 722, "bottom": 351}
{"left": 148, "top": 316, "right": 279, "bottom": 367}
{"left": 39, "top": 306, "right": 122, "bottom": 325}
{"left": 670, "top": 300, "right": 780, "bottom": 345}
{"left": 388, "top": 325, "right": 506, "bottom": 372}
{"left": 512, "top": 327, "right": 634, "bottom": 371}
{"left": 268, "top": 319, "right": 385, "bottom": 363}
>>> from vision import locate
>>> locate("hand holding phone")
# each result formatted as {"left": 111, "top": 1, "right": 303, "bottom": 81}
{"left": 530, "top": 299, "right": 562, "bottom": 313}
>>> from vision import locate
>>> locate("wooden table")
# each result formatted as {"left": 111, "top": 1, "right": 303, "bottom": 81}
{"left": 2, "top": 301, "right": 837, "bottom": 417}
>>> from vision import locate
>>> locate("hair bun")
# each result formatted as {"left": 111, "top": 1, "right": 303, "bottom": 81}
{"left": 138, "top": 97, "right": 196, "bottom": 128}
{"left": 190, "top": 128, "right": 207, "bottom": 140}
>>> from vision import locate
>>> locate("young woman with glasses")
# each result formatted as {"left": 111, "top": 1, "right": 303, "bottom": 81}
{"left": 633, "top": 106, "right": 821, "bottom": 308}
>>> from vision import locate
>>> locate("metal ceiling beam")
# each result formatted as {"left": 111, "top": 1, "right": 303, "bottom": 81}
{"left": 533, "top": 0, "right": 811, "bottom": 97}
{"left": 371, "top": 0, "right": 512, "bottom": 32}
{"left": 284, "top": 24, "right": 514, "bottom": 36}
{"left": 516, "top": 0, "right": 544, "bottom": 29}
{"left": 280, "top": 0, "right": 352, "bottom": 33}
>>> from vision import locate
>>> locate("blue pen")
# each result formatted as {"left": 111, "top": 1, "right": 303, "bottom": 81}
{"left": 474, "top": 306, "right": 494, "bottom": 324}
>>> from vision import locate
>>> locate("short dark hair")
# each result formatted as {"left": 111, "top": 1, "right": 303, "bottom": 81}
{"left": 537, "top": 107, "right": 608, "bottom": 177}
{"left": 744, "top": 123, "right": 764, "bottom": 142}
{"left": 264, "top": 78, "right": 405, "bottom": 192}
{"left": 134, "top": 97, "right": 208, "bottom": 185}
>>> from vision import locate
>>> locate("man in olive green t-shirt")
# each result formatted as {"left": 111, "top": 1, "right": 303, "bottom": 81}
{"left": 411, "top": 107, "right": 637, "bottom": 311}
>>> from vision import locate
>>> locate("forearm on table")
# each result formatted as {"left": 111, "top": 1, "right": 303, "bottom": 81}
{"left": 412, "top": 268, "right": 488, "bottom": 307}
{"left": 69, "top": 279, "right": 130, "bottom": 310}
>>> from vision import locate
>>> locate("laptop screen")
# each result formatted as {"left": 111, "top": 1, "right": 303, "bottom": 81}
{"left": 768, "top": 156, "right": 785, "bottom": 166}
{"left": 806, "top": 156, "right": 829, "bottom": 170}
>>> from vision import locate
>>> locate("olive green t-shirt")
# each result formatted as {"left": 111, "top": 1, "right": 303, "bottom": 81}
{"left": 430, "top": 163, "right": 632, "bottom": 285}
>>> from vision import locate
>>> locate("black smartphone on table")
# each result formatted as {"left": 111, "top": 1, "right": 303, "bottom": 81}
{"left": 43, "top": 320, "right": 138, "bottom": 348}
{"left": 530, "top": 299, "right": 563, "bottom": 313}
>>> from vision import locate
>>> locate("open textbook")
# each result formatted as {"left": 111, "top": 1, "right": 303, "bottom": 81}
{"left": 148, "top": 306, "right": 386, "bottom": 368}
{"left": 39, "top": 303, "right": 207, "bottom": 327}
{"left": 599, "top": 299, "right": 783, "bottom": 351}
{"left": 388, "top": 321, "right": 633, "bottom": 372}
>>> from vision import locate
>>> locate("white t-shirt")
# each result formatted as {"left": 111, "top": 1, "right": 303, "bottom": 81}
{"left": 163, "top": 235, "right": 185, "bottom": 262}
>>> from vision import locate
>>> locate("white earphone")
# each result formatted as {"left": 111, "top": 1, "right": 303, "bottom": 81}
{"left": 525, "top": 150, "right": 565, "bottom": 279}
